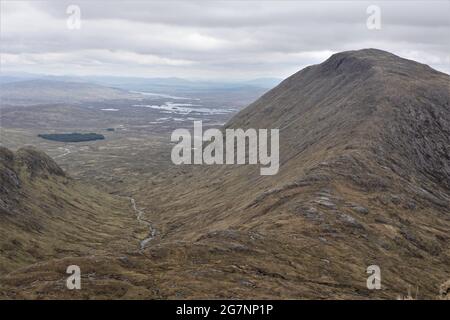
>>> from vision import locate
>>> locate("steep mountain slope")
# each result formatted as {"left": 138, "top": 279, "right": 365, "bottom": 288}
{"left": 137, "top": 49, "right": 450, "bottom": 298}
{"left": 228, "top": 48, "right": 449, "bottom": 190}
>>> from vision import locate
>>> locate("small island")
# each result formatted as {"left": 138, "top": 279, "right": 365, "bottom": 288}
{"left": 38, "top": 133, "right": 105, "bottom": 142}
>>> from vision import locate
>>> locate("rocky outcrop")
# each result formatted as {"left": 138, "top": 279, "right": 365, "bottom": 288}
{"left": 15, "top": 147, "right": 65, "bottom": 178}
{"left": 440, "top": 280, "right": 450, "bottom": 300}
{"left": 0, "top": 147, "right": 67, "bottom": 213}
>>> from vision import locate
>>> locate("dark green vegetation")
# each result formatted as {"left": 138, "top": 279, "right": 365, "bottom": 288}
{"left": 38, "top": 133, "right": 105, "bottom": 142}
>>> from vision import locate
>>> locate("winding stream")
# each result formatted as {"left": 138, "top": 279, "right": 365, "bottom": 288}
{"left": 130, "top": 197, "right": 156, "bottom": 250}
{"left": 54, "top": 147, "right": 71, "bottom": 159}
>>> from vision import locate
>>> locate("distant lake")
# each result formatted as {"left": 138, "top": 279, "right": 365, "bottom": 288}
{"left": 38, "top": 133, "right": 105, "bottom": 142}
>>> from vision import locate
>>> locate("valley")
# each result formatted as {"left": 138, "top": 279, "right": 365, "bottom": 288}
{"left": 0, "top": 84, "right": 250, "bottom": 187}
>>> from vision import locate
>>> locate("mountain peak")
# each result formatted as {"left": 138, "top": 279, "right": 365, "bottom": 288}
{"left": 319, "top": 48, "right": 442, "bottom": 77}
{"left": 227, "top": 48, "right": 449, "bottom": 189}
{"left": 331, "top": 48, "right": 397, "bottom": 59}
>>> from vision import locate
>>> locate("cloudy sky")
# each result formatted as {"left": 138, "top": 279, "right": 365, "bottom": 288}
{"left": 1, "top": 1, "right": 449, "bottom": 80}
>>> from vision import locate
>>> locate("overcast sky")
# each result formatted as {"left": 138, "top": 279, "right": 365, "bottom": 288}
{"left": 1, "top": 1, "right": 449, "bottom": 80}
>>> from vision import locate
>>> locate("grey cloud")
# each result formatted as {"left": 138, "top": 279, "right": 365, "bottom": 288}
{"left": 32, "top": 1, "right": 450, "bottom": 28}
{"left": 1, "top": 1, "right": 449, "bottom": 79}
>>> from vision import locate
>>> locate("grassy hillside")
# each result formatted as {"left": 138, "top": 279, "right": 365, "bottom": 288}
{"left": 0, "top": 147, "right": 143, "bottom": 274}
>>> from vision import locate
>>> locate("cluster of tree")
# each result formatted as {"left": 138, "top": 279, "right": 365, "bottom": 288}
{"left": 38, "top": 133, "right": 105, "bottom": 142}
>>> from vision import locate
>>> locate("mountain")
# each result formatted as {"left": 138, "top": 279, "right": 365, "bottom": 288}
{"left": 0, "top": 73, "right": 281, "bottom": 91}
{"left": 139, "top": 49, "right": 450, "bottom": 298}
{"left": 0, "top": 79, "right": 139, "bottom": 105}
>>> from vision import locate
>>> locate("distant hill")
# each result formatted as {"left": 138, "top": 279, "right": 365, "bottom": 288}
{"left": 0, "top": 75, "right": 277, "bottom": 108}
{"left": 83, "top": 76, "right": 281, "bottom": 92}
{"left": 0, "top": 79, "right": 140, "bottom": 105}
{"left": 0, "top": 73, "right": 282, "bottom": 91}
{"left": 241, "top": 77, "right": 282, "bottom": 88}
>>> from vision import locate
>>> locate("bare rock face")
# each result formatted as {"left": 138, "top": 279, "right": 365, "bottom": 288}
{"left": 227, "top": 49, "right": 450, "bottom": 196}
